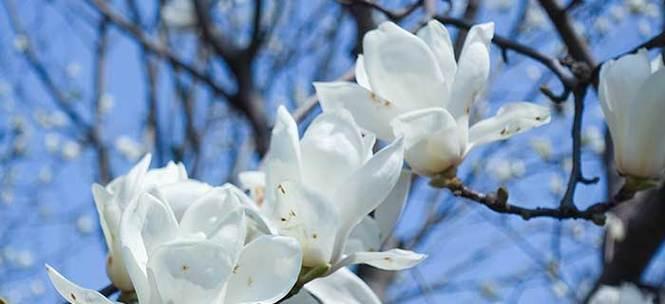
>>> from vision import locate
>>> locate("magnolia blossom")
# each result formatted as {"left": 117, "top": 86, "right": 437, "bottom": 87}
{"left": 240, "top": 106, "right": 423, "bottom": 279}
{"left": 48, "top": 184, "right": 301, "bottom": 303}
{"left": 599, "top": 49, "right": 665, "bottom": 180}
{"left": 91, "top": 155, "right": 213, "bottom": 291}
{"left": 315, "top": 20, "right": 550, "bottom": 177}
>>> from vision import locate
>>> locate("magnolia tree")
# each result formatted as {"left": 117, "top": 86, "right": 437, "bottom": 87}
{"left": 1, "top": 0, "right": 665, "bottom": 303}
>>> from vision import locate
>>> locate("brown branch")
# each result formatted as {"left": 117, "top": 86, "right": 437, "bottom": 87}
{"left": 431, "top": 177, "right": 635, "bottom": 224}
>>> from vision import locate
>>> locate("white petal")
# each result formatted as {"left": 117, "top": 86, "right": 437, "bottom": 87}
{"left": 224, "top": 236, "right": 302, "bottom": 303}
{"left": 265, "top": 106, "right": 303, "bottom": 213}
{"left": 619, "top": 68, "right": 665, "bottom": 178}
{"left": 120, "top": 193, "right": 178, "bottom": 302}
{"left": 220, "top": 183, "right": 276, "bottom": 235}
{"left": 273, "top": 181, "right": 339, "bottom": 267}
{"left": 143, "top": 161, "right": 188, "bottom": 188}
{"left": 599, "top": 49, "right": 651, "bottom": 169}
{"left": 306, "top": 268, "right": 381, "bottom": 304}
{"left": 651, "top": 53, "right": 663, "bottom": 72}
{"left": 468, "top": 102, "right": 551, "bottom": 148}
{"left": 391, "top": 108, "right": 457, "bottom": 149}
{"left": 115, "top": 154, "right": 152, "bottom": 208}
{"left": 46, "top": 265, "right": 115, "bottom": 304}
{"left": 154, "top": 180, "right": 213, "bottom": 220}
{"left": 363, "top": 21, "right": 448, "bottom": 110}
{"left": 91, "top": 184, "right": 114, "bottom": 254}
{"left": 147, "top": 240, "right": 233, "bottom": 304}
{"left": 334, "top": 248, "right": 426, "bottom": 271}
{"left": 374, "top": 170, "right": 411, "bottom": 242}
{"left": 355, "top": 55, "right": 371, "bottom": 90}
{"left": 331, "top": 138, "right": 404, "bottom": 263}
{"left": 346, "top": 216, "right": 382, "bottom": 255}
{"left": 179, "top": 187, "right": 246, "bottom": 258}
{"left": 391, "top": 108, "right": 463, "bottom": 176}
{"left": 280, "top": 290, "right": 320, "bottom": 304}
{"left": 448, "top": 22, "right": 494, "bottom": 118}
{"left": 417, "top": 20, "right": 457, "bottom": 91}
{"left": 314, "top": 81, "right": 403, "bottom": 140}
{"left": 300, "top": 110, "right": 365, "bottom": 197}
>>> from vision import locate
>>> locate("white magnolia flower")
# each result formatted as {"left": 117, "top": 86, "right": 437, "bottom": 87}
{"left": 284, "top": 268, "right": 381, "bottom": 304}
{"left": 240, "top": 106, "right": 423, "bottom": 280}
{"left": 91, "top": 154, "right": 212, "bottom": 291}
{"left": 598, "top": 49, "right": 665, "bottom": 180}
{"left": 590, "top": 283, "right": 654, "bottom": 304}
{"left": 47, "top": 186, "right": 302, "bottom": 304}
{"left": 314, "top": 20, "right": 550, "bottom": 177}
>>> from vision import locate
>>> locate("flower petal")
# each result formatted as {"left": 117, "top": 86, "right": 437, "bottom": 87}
{"left": 448, "top": 22, "right": 494, "bottom": 118}
{"left": 345, "top": 216, "right": 382, "bottom": 255}
{"left": 179, "top": 187, "right": 246, "bottom": 258}
{"left": 363, "top": 21, "right": 448, "bottom": 110}
{"left": 300, "top": 109, "right": 365, "bottom": 197}
{"left": 417, "top": 20, "right": 457, "bottom": 91}
{"left": 306, "top": 268, "right": 381, "bottom": 304}
{"left": 120, "top": 193, "right": 178, "bottom": 302}
{"left": 314, "top": 81, "right": 402, "bottom": 140}
{"left": 273, "top": 181, "right": 339, "bottom": 267}
{"left": 620, "top": 68, "right": 665, "bottom": 178}
{"left": 333, "top": 248, "right": 426, "bottom": 271}
{"left": 468, "top": 102, "right": 551, "bottom": 148}
{"left": 374, "top": 170, "right": 411, "bottom": 242}
{"left": 224, "top": 235, "right": 302, "bottom": 303}
{"left": 391, "top": 108, "right": 457, "bottom": 149}
{"left": 391, "top": 108, "right": 462, "bottom": 176}
{"left": 115, "top": 154, "right": 152, "bottom": 208}
{"left": 147, "top": 240, "right": 234, "bottom": 304}
{"left": 143, "top": 161, "right": 188, "bottom": 188}
{"left": 355, "top": 55, "right": 371, "bottom": 90}
{"left": 265, "top": 106, "right": 303, "bottom": 213}
{"left": 153, "top": 180, "right": 213, "bottom": 220}
{"left": 331, "top": 138, "right": 404, "bottom": 263}
{"left": 46, "top": 265, "right": 115, "bottom": 304}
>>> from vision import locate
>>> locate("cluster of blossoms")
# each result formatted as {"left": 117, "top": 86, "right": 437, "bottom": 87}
{"left": 47, "top": 19, "right": 664, "bottom": 304}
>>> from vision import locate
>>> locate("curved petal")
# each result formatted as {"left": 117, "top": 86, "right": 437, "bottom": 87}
{"left": 120, "top": 193, "right": 178, "bottom": 302}
{"left": 391, "top": 108, "right": 463, "bottom": 176}
{"left": 374, "top": 170, "right": 411, "bottom": 242}
{"left": 391, "top": 108, "right": 456, "bottom": 149}
{"left": 345, "top": 216, "right": 382, "bottom": 255}
{"left": 620, "top": 68, "right": 665, "bottom": 178}
{"left": 91, "top": 184, "right": 114, "bottom": 254}
{"left": 599, "top": 49, "right": 651, "bottom": 170}
{"left": 333, "top": 248, "right": 426, "bottom": 272}
{"left": 355, "top": 55, "right": 371, "bottom": 90}
{"left": 300, "top": 110, "right": 365, "bottom": 197}
{"left": 147, "top": 240, "right": 233, "bottom": 304}
{"left": 468, "top": 102, "right": 551, "bottom": 148}
{"left": 306, "top": 268, "right": 381, "bottom": 304}
{"left": 273, "top": 181, "right": 339, "bottom": 267}
{"left": 417, "top": 20, "right": 457, "bottom": 91}
{"left": 219, "top": 183, "right": 276, "bottom": 235}
{"left": 363, "top": 21, "right": 448, "bottom": 110}
{"left": 46, "top": 265, "right": 115, "bottom": 304}
{"left": 651, "top": 53, "right": 663, "bottom": 72}
{"left": 179, "top": 187, "right": 246, "bottom": 258}
{"left": 115, "top": 154, "right": 152, "bottom": 208}
{"left": 265, "top": 106, "right": 303, "bottom": 213}
{"left": 154, "top": 180, "right": 213, "bottom": 220}
{"left": 143, "top": 161, "right": 188, "bottom": 188}
{"left": 331, "top": 138, "right": 404, "bottom": 263}
{"left": 314, "top": 81, "right": 403, "bottom": 140}
{"left": 448, "top": 22, "right": 494, "bottom": 118}
{"left": 224, "top": 235, "right": 302, "bottom": 303}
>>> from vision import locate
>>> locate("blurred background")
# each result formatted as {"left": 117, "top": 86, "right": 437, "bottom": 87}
{"left": 0, "top": 0, "right": 664, "bottom": 303}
